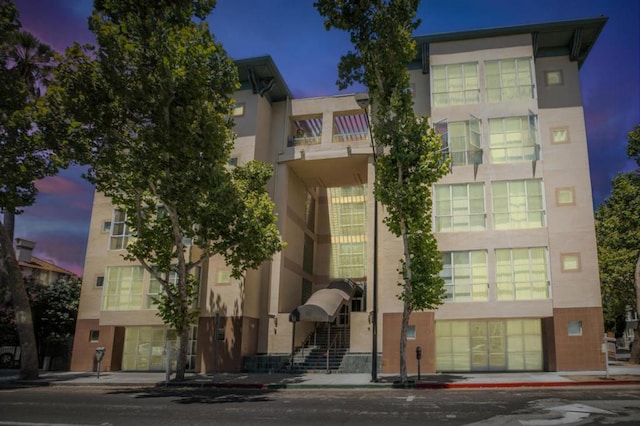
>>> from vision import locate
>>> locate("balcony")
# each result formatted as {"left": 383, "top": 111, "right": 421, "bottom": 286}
{"left": 289, "top": 116, "right": 323, "bottom": 147}
{"left": 332, "top": 112, "right": 369, "bottom": 144}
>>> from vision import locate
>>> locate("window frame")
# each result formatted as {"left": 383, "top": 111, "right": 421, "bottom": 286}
{"left": 435, "top": 183, "right": 486, "bottom": 232}
{"left": 485, "top": 57, "right": 535, "bottom": 103}
{"left": 495, "top": 247, "right": 550, "bottom": 301}
{"left": 544, "top": 70, "right": 563, "bottom": 86}
{"left": 431, "top": 62, "right": 480, "bottom": 107}
{"left": 555, "top": 187, "right": 576, "bottom": 206}
{"left": 440, "top": 250, "right": 489, "bottom": 302}
{"left": 560, "top": 253, "right": 581, "bottom": 273}
{"left": 488, "top": 116, "right": 539, "bottom": 164}
{"left": 550, "top": 127, "right": 570, "bottom": 144}
{"left": 492, "top": 179, "right": 545, "bottom": 230}
{"left": 109, "top": 209, "right": 130, "bottom": 250}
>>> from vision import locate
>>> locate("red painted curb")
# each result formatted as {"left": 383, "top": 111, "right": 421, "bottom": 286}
{"left": 415, "top": 380, "right": 640, "bottom": 389}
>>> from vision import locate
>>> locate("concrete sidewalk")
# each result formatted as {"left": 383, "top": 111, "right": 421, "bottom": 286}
{"left": 2, "top": 362, "right": 640, "bottom": 390}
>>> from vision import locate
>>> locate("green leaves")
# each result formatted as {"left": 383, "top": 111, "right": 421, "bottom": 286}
{"left": 595, "top": 126, "right": 640, "bottom": 331}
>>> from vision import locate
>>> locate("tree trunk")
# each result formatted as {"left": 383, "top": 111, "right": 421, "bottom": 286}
{"left": 0, "top": 221, "right": 39, "bottom": 380}
{"left": 631, "top": 326, "right": 640, "bottom": 364}
{"left": 175, "top": 327, "right": 189, "bottom": 381}
{"left": 400, "top": 297, "right": 410, "bottom": 383}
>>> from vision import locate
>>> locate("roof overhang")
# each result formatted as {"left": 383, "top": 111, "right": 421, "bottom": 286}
{"left": 235, "top": 55, "right": 293, "bottom": 102}
{"left": 412, "top": 17, "right": 608, "bottom": 71}
{"left": 290, "top": 279, "right": 358, "bottom": 323}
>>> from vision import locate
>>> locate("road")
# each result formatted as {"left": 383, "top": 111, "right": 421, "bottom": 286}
{"left": 1, "top": 386, "right": 639, "bottom": 425}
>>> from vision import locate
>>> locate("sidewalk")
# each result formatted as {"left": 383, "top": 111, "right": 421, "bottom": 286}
{"left": 2, "top": 362, "right": 640, "bottom": 390}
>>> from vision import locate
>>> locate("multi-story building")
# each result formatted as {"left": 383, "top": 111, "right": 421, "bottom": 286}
{"left": 16, "top": 238, "right": 75, "bottom": 285}
{"left": 71, "top": 17, "right": 607, "bottom": 374}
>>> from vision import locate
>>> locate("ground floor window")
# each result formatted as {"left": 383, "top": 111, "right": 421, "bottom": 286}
{"left": 122, "top": 326, "right": 197, "bottom": 371}
{"left": 436, "top": 318, "right": 542, "bottom": 372}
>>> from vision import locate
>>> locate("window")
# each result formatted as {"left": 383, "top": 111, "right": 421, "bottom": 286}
{"left": 147, "top": 270, "right": 178, "bottom": 309}
{"left": 406, "top": 325, "right": 416, "bottom": 340}
{"left": 96, "top": 276, "right": 104, "bottom": 287}
{"left": 545, "top": 70, "right": 563, "bottom": 86}
{"left": 556, "top": 187, "right": 575, "bottom": 206}
{"left": 227, "top": 157, "right": 238, "bottom": 167}
{"left": 489, "top": 116, "right": 538, "bottom": 163}
{"left": 561, "top": 253, "right": 581, "bottom": 272}
{"left": 215, "top": 325, "right": 225, "bottom": 341}
{"left": 437, "top": 120, "right": 482, "bottom": 166}
{"left": 328, "top": 186, "right": 367, "bottom": 279}
{"left": 301, "top": 278, "right": 312, "bottom": 304}
{"left": 435, "top": 183, "right": 485, "bottom": 232}
{"left": 496, "top": 247, "right": 549, "bottom": 300}
{"left": 303, "top": 234, "right": 314, "bottom": 275}
{"left": 492, "top": 179, "right": 545, "bottom": 229}
{"left": 440, "top": 251, "right": 488, "bottom": 302}
{"left": 109, "top": 209, "right": 131, "bottom": 250}
{"left": 102, "top": 266, "right": 144, "bottom": 310}
{"left": 102, "top": 221, "right": 111, "bottom": 232}
{"left": 432, "top": 62, "right": 479, "bottom": 106}
{"left": 485, "top": 58, "right": 534, "bottom": 102}
{"left": 232, "top": 103, "right": 245, "bottom": 117}
{"left": 216, "top": 270, "right": 231, "bottom": 285}
{"left": 89, "top": 330, "right": 100, "bottom": 342}
{"left": 305, "top": 190, "right": 316, "bottom": 232}
{"left": 568, "top": 320, "right": 583, "bottom": 336}
{"left": 551, "top": 127, "right": 569, "bottom": 144}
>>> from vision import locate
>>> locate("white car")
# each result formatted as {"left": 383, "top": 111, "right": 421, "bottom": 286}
{"left": 0, "top": 346, "right": 20, "bottom": 368}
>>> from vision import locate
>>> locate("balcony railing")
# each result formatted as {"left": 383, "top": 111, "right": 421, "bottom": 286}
{"left": 332, "top": 131, "right": 369, "bottom": 143}
{"left": 287, "top": 135, "right": 322, "bottom": 147}
{"left": 450, "top": 149, "right": 483, "bottom": 166}
{"left": 489, "top": 144, "right": 539, "bottom": 164}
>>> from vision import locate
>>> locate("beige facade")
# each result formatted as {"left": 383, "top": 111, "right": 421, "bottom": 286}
{"left": 71, "top": 18, "right": 607, "bottom": 374}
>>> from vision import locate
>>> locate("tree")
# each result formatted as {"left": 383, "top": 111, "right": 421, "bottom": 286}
{"left": 0, "top": 0, "right": 61, "bottom": 380}
{"left": 595, "top": 126, "right": 640, "bottom": 333}
{"left": 0, "top": 276, "right": 80, "bottom": 366}
{"left": 46, "top": 0, "right": 283, "bottom": 380}
{"left": 315, "top": 0, "right": 450, "bottom": 382}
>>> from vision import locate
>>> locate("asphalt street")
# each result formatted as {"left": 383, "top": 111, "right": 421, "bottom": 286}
{"left": 1, "top": 386, "right": 640, "bottom": 425}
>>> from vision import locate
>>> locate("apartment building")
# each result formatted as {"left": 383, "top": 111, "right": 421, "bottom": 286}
{"left": 71, "top": 17, "right": 607, "bottom": 374}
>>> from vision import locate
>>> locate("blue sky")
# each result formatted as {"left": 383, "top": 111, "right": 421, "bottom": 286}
{"left": 8, "top": 0, "right": 639, "bottom": 276}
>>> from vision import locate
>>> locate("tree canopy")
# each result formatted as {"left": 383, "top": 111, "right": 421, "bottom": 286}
{"left": 0, "top": 0, "right": 64, "bottom": 380}
{"left": 45, "top": 0, "right": 283, "bottom": 379}
{"left": 595, "top": 125, "right": 640, "bottom": 332}
{"left": 315, "top": 0, "right": 449, "bottom": 382}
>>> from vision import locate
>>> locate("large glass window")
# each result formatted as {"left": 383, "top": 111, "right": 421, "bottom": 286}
{"left": 489, "top": 116, "right": 538, "bottom": 163}
{"left": 109, "top": 209, "right": 131, "bottom": 250}
{"left": 485, "top": 58, "right": 534, "bottom": 102}
{"left": 492, "top": 179, "right": 544, "bottom": 229}
{"left": 147, "top": 270, "right": 178, "bottom": 309}
{"left": 440, "top": 251, "right": 488, "bottom": 302}
{"left": 496, "top": 247, "right": 549, "bottom": 300}
{"left": 435, "top": 183, "right": 485, "bottom": 232}
{"left": 432, "top": 62, "right": 479, "bottom": 106}
{"left": 437, "top": 120, "right": 482, "bottom": 166}
{"left": 436, "top": 319, "right": 542, "bottom": 372}
{"left": 328, "top": 185, "right": 367, "bottom": 279}
{"left": 102, "top": 266, "right": 144, "bottom": 310}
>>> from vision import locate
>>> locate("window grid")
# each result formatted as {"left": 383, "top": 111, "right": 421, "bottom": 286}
{"left": 435, "top": 183, "right": 486, "bottom": 232}
{"left": 492, "top": 179, "right": 545, "bottom": 230}
{"left": 147, "top": 270, "right": 178, "bottom": 309}
{"left": 486, "top": 58, "right": 534, "bottom": 102}
{"left": 109, "top": 209, "right": 130, "bottom": 250}
{"left": 438, "top": 120, "right": 483, "bottom": 166}
{"left": 432, "top": 62, "right": 480, "bottom": 106}
{"left": 489, "top": 116, "right": 539, "bottom": 163}
{"left": 102, "top": 266, "right": 144, "bottom": 310}
{"left": 496, "top": 248, "right": 549, "bottom": 300}
{"left": 440, "top": 251, "right": 488, "bottom": 302}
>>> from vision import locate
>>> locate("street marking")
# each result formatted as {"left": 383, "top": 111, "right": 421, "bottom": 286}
{"left": 519, "top": 403, "right": 616, "bottom": 425}
{"left": 407, "top": 395, "right": 415, "bottom": 402}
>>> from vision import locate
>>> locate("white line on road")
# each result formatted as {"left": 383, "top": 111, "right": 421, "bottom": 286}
{"left": 0, "top": 422, "right": 110, "bottom": 426}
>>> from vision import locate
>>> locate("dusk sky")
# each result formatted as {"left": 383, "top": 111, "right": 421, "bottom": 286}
{"left": 6, "top": 0, "right": 639, "bottom": 277}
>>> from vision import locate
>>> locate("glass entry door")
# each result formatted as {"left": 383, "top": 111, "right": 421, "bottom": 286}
{"left": 470, "top": 321, "right": 506, "bottom": 371}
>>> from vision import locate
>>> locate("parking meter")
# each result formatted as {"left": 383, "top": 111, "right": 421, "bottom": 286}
{"left": 416, "top": 346, "right": 422, "bottom": 381}
{"left": 95, "top": 347, "right": 106, "bottom": 378}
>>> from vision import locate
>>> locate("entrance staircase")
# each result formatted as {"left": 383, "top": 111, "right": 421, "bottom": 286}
{"left": 288, "top": 324, "right": 350, "bottom": 373}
